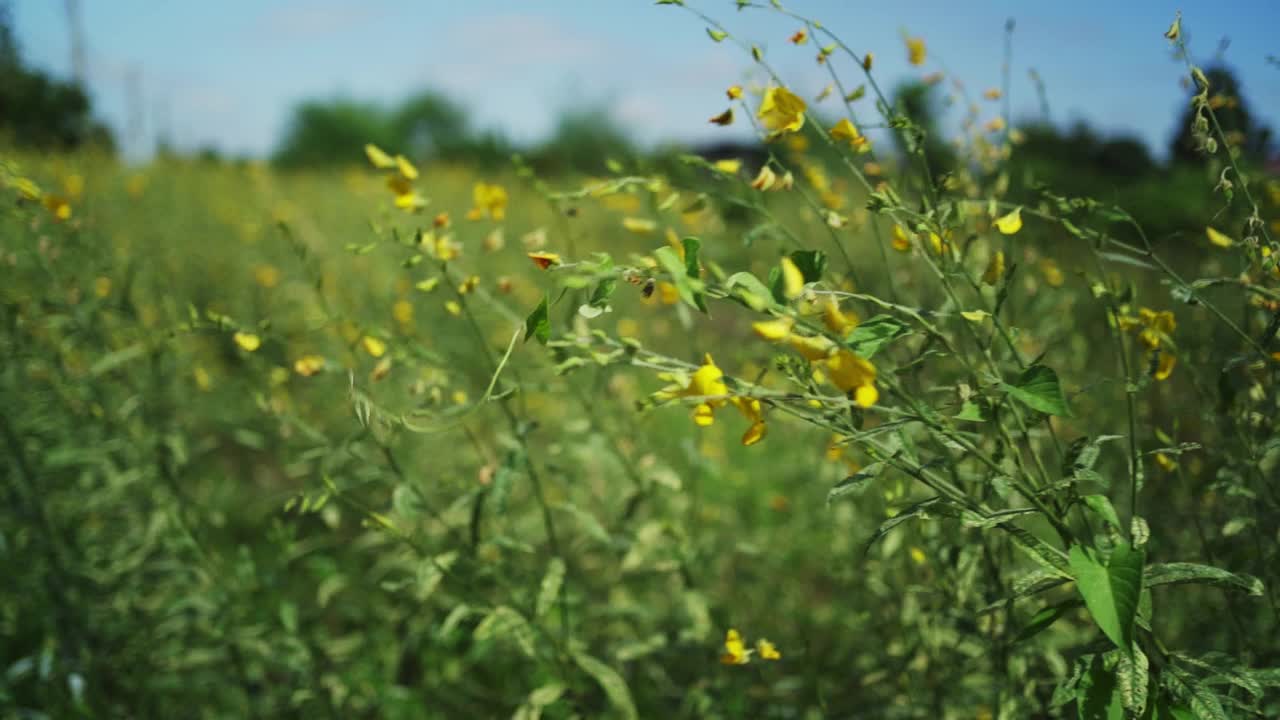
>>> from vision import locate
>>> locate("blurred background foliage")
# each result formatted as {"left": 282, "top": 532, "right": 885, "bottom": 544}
{"left": 2, "top": 4, "right": 1279, "bottom": 719}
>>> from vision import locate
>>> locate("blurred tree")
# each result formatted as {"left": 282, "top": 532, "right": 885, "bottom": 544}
{"left": 0, "top": 0, "right": 114, "bottom": 152}
{"left": 529, "top": 107, "right": 635, "bottom": 174}
{"left": 391, "top": 91, "right": 469, "bottom": 159}
{"left": 272, "top": 99, "right": 396, "bottom": 168}
{"left": 1169, "top": 65, "right": 1272, "bottom": 164}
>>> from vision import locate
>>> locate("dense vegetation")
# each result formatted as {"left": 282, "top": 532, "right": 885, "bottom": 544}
{"left": 2, "top": 4, "right": 1279, "bottom": 718}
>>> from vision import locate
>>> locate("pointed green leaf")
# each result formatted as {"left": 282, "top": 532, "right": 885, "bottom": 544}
{"left": 1070, "top": 543, "right": 1144, "bottom": 651}
{"left": 525, "top": 295, "right": 550, "bottom": 345}
{"left": 1004, "top": 363, "right": 1071, "bottom": 416}
{"left": 573, "top": 652, "right": 638, "bottom": 720}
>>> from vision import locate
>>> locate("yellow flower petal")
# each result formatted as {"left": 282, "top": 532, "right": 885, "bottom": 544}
{"left": 622, "top": 217, "right": 658, "bottom": 234}
{"left": 752, "top": 317, "right": 795, "bottom": 342}
{"left": 780, "top": 257, "right": 805, "bottom": 299}
{"left": 891, "top": 224, "right": 911, "bottom": 252}
{"left": 233, "top": 332, "right": 261, "bottom": 352}
{"left": 395, "top": 154, "right": 419, "bottom": 180}
{"left": 294, "top": 355, "right": 325, "bottom": 377}
{"left": 756, "top": 639, "right": 781, "bottom": 660}
{"left": 994, "top": 208, "right": 1023, "bottom": 235}
{"left": 982, "top": 250, "right": 1005, "bottom": 285}
{"left": 906, "top": 37, "right": 927, "bottom": 66}
{"left": 361, "top": 335, "right": 387, "bottom": 358}
{"left": 364, "top": 143, "right": 396, "bottom": 169}
{"left": 1205, "top": 226, "right": 1233, "bottom": 248}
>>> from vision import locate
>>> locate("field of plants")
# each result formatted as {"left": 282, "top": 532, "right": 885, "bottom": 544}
{"left": 3, "top": 4, "right": 1280, "bottom": 718}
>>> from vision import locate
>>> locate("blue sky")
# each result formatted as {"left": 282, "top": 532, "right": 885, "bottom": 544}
{"left": 11, "top": 1, "right": 1280, "bottom": 160}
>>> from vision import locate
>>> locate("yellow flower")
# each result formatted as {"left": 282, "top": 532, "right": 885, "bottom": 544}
{"left": 982, "top": 250, "right": 1005, "bottom": 285}
{"left": 751, "top": 165, "right": 778, "bottom": 191}
{"left": 824, "top": 349, "right": 878, "bottom": 407}
{"left": 758, "top": 86, "right": 807, "bottom": 137}
{"left": 371, "top": 356, "right": 393, "bottom": 382}
{"left": 674, "top": 354, "right": 730, "bottom": 428}
{"left": 727, "top": 85, "right": 743, "bottom": 100}
{"left": 1154, "top": 352, "right": 1176, "bottom": 381}
{"left": 1040, "top": 259, "right": 1064, "bottom": 287}
{"left": 361, "top": 336, "right": 387, "bottom": 358}
{"left": 906, "top": 37, "right": 927, "bottom": 66}
{"left": 622, "top": 217, "right": 658, "bottom": 234}
{"left": 1205, "top": 226, "right": 1233, "bottom": 248}
{"left": 527, "top": 251, "right": 562, "bottom": 269}
{"left": 458, "top": 275, "right": 480, "bottom": 295}
{"left": 294, "top": 355, "right": 325, "bottom": 377}
{"left": 364, "top": 143, "right": 396, "bottom": 169}
{"left": 254, "top": 264, "right": 280, "bottom": 289}
{"left": 983, "top": 88, "right": 1002, "bottom": 101}
{"left": 756, "top": 638, "right": 781, "bottom": 661}
{"left": 1155, "top": 452, "right": 1177, "bottom": 471}
{"left": 93, "top": 276, "right": 112, "bottom": 298}
{"left": 734, "top": 397, "right": 767, "bottom": 446}
{"left": 790, "top": 28, "right": 808, "bottom": 45}
{"left": 193, "top": 366, "right": 213, "bottom": 391}
{"left": 42, "top": 194, "right": 72, "bottom": 221}
{"left": 823, "top": 297, "right": 859, "bottom": 335}
{"left": 752, "top": 317, "right": 795, "bottom": 341}
{"left": 467, "top": 182, "right": 508, "bottom": 221}
{"left": 829, "top": 118, "right": 870, "bottom": 152}
{"left": 994, "top": 207, "right": 1023, "bottom": 235}
{"left": 909, "top": 547, "right": 927, "bottom": 565}
{"left": 780, "top": 257, "right": 805, "bottom": 299}
{"left": 862, "top": 53, "right": 874, "bottom": 71}
{"left": 395, "top": 154, "right": 419, "bottom": 180}
{"left": 713, "top": 158, "right": 741, "bottom": 175}
{"left": 234, "top": 332, "right": 261, "bottom": 352}
{"left": 721, "top": 629, "right": 750, "bottom": 665}
{"left": 393, "top": 299, "right": 414, "bottom": 326}
{"left": 891, "top": 224, "right": 911, "bottom": 252}
{"left": 788, "top": 334, "right": 836, "bottom": 361}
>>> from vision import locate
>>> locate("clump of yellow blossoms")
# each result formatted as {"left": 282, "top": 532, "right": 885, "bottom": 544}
{"left": 656, "top": 355, "right": 766, "bottom": 446}
{"left": 752, "top": 305, "right": 879, "bottom": 407}
{"left": 467, "top": 182, "right": 508, "bottom": 221}
{"left": 720, "top": 628, "right": 781, "bottom": 665}
{"left": 1118, "top": 307, "right": 1177, "bottom": 380}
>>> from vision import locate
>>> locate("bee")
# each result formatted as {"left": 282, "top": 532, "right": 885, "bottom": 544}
{"left": 623, "top": 270, "right": 657, "bottom": 298}
{"left": 642, "top": 278, "right": 656, "bottom": 298}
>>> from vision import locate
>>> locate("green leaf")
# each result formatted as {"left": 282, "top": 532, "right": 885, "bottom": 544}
{"left": 573, "top": 652, "right": 638, "bottom": 720}
{"left": 654, "top": 245, "right": 705, "bottom": 312}
{"left": 1005, "top": 525, "right": 1072, "bottom": 577}
{"left": 1004, "top": 363, "right": 1071, "bottom": 416}
{"left": 473, "top": 606, "right": 537, "bottom": 657}
{"left": 1145, "top": 563, "right": 1264, "bottom": 596}
{"left": 1078, "top": 656, "right": 1125, "bottom": 720}
{"left": 1082, "top": 495, "right": 1122, "bottom": 529}
{"left": 954, "top": 400, "right": 985, "bottom": 422}
{"left": 1070, "top": 543, "right": 1144, "bottom": 651}
{"left": 525, "top": 295, "right": 550, "bottom": 345}
{"left": 681, "top": 237, "right": 702, "bottom": 278}
{"left": 787, "top": 249, "right": 827, "bottom": 283}
{"left": 1117, "top": 645, "right": 1150, "bottom": 716}
{"left": 706, "top": 27, "right": 728, "bottom": 42}
{"left": 846, "top": 315, "right": 909, "bottom": 357}
{"left": 724, "top": 271, "right": 774, "bottom": 311}
{"left": 589, "top": 278, "right": 617, "bottom": 308}
{"left": 536, "top": 558, "right": 565, "bottom": 619}
{"left": 1013, "top": 599, "right": 1079, "bottom": 644}
{"left": 863, "top": 497, "right": 961, "bottom": 553}
{"left": 827, "top": 462, "right": 882, "bottom": 506}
